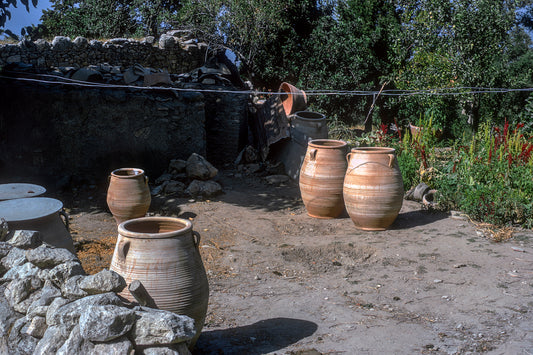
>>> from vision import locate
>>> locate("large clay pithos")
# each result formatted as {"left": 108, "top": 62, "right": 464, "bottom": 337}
{"left": 299, "top": 139, "right": 348, "bottom": 218}
{"left": 106, "top": 168, "right": 151, "bottom": 225}
{"left": 110, "top": 217, "right": 209, "bottom": 348}
{"left": 343, "top": 147, "right": 404, "bottom": 230}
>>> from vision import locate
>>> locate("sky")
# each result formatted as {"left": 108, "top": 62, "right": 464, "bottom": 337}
{"left": 3, "top": 0, "right": 52, "bottom": 35}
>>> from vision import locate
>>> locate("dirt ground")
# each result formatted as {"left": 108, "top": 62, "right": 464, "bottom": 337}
{"left": 60, "top": 170, "right": 533, "bottom": 355}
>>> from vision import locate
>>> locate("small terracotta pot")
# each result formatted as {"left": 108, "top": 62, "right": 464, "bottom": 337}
{"left": 344, "top": 147, "right": 404, "bottom": 230}
{"left": 299, "top": 139, "right": 348, "bottom": 218}
{"left": 106, "top": 168, "right": 151, "bottom": 225}
{"left": 279, "top": 82, "right": 307, "bottom": 116}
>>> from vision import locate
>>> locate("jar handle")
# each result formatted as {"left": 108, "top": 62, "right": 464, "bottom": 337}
{"left": 144, "top": 175, "right": 149, "bottom": 185}
{"left": 309, "top": 148, "right": 317, "bottom": 161}
{"left": 388, "top": 154, "right": 395, "bottom": 168}
{"left": 192, "top": 231, "right": 201, "bottom": 249}
{"left": 59, "top": 209, "right": 70, "bottom": 232}
{"left": 117, "top": 240, "right": 130, "bottom": 261}
{"left": 346, "top": 152, "right": 352, "bottom": 163}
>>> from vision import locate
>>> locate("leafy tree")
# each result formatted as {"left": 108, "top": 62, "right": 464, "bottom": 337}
{"left": 41, "top": 0, "right": 182, "bottom": 39}
{"left": 391, "top": 0, "right": 526, "bottom": 135}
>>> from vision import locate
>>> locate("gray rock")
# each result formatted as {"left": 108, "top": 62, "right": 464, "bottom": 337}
{"left": 156, "top": 173, "right": 173, "bottom": 185}
{"left": 138, "top": 343, "right": 192, "bottom": 355}
{"left": 7, "top": 316, "right": 40, "bottom": 355}
{"left": 61, "top": 275, "right": 89, "bottom": 300}
{"left": 1, "top": 261, "right": 41, "bottom": 282}
{"left": 47, "top": 292, "right": 123, "bottom": 331}
{"left": 51, "top": 36, "right": 72, "bottom": 51}
{"left": 186, "top": 153, "right": 218, "bottom": 180}
{"left": 0, "top": 219, "right": 9, "bottom": 242}
{"left": 185, "top": 180, "right": 222, "bottom": 197}
{"left": 169, "top": 159, "right": 187, "bottom": 173}
{"left": 130, "top": 309, "right": 195, "bottom": 346}
{"left": 91, "top": 335, "right": 133, "bottom": 354}
{"left": 56, "top": 325, "right": 95, "bottom": 355}
{"left": 8, "top": 230, "right": 42, "bottom": 249}
{"left": 265, "top": 174, "right": 290, "bottom": 185}
{"left": 26, "top": 282, "right": 62, "bottom": 318}
{"left": 0, "top": 241, "right": 12, "bottom": 257}
{"left": 71, "top": 68, "right": 103, "bottom": 82}
{"left": 79, "top": 268, "right": 126, "bottom": 294}
{"left": 13, "top": 288, "right": 42, "bottom": 314}
{"left": 34, "top": 39, "right": 50, "bottom": 51}
{"left": 26, "top": 244, "right": 79, "bottom": 269}
{"left": 26, "top": 315, "right": 47, "bottom": 338}
{"left": 45, "top": 297, "right": 70, "bottom": 326}
{"left": 4, "top": 276, "right": 42, "bottom": 305}
{"left": 164, "top": 181, "right": 186, "bottom": 195}
{"left": 73, "top": 36, "right": 88, "bottom": 48}
{"left": 0, "top": 289, "right": 18, "bottom": 338}
{"left": 48, "top": 261, "right": 86, "bottom": 287}
{"left": 33, "top": 325, "right": 69, "bottom": 355}
{"left": 2, "top": 246, "right": 27, "bottom": 269}
{"left": 159, "top": 34, "right": 177, "bottom": 49}
{"left": 142, "top": 36, "right": 156, "bottom": 45}
{"left": 79, "top": 304, "right": 135, "bottom": 342}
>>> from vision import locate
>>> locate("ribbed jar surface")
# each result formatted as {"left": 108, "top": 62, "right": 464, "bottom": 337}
{"left": 299, "top": 139, "right": 348, "bottom": 218}
{"left": 106, "top": 168, "right": 151, "bottom": 224}
{"left": 343, "top": 147, "right": 404, "bottom": 230}
{"left": 110, "top": 217, "right": 209, "bottom": 347}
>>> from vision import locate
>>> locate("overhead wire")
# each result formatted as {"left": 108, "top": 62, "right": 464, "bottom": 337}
{"left": 2, "top": 70, "right": 533, "bottom": 97}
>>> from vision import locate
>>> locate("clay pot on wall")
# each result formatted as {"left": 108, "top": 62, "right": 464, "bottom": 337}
{"left": 110, "top": 217, "right": 209, "bottom": 348}
{"left": 299, "top": 139, "right": 348, "bottom": 218}
{"left": 279, "top": 82, "right": 307, "bottom": 116}
{"left": 343, "top": 147, "right": 404, "bottom": 230}
{"left": 106, "top": 168, "right": 151, "bottom": 225}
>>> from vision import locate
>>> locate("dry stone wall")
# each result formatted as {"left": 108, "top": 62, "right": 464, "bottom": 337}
{"left": 0, "top": 31, "right": 207, "bottom": 73}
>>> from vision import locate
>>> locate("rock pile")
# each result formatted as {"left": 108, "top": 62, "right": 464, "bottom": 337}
{"left": 152, "top": 153, "right": 222, "bottom": 198}
{"left": 0, "top": 230, "right": 195, "bottom": 355}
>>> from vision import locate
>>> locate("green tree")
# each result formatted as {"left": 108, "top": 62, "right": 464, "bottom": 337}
{"left": 391, "top": 0, "right": 526, "bottom": 136}
{"left": 41, "top": 0, "right": 182, "bottom": 39}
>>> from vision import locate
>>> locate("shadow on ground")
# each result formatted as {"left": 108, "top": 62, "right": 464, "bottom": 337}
{"left": 390, "top": 209, "right": 449, "bottom": 229}
{"left": 193, "top": 317, "right": 318, "bottom": 355}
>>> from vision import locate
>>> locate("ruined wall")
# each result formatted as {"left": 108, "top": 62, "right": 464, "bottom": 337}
{"left": 0, "top": 79, "right": 207, "bottom": 182}
{"left": 0, "top": 31, "right": 206, "bottom": 73}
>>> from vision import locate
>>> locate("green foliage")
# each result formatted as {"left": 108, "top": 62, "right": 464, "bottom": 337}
{"left": 40, "top": 0, "right": 181, "bottom": 39}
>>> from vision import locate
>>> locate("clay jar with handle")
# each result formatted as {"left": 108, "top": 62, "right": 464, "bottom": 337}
{"left": 106, "top": 168, "right": 151, "bottom": 225}
{"left": 110, "top": 217, "right": 209, "bottom": 349}
{"left": 343, "top": 147, "right": 404, "bottom": 230}
{"left": 299, "top": 139, "right": 348, "bottom": 218}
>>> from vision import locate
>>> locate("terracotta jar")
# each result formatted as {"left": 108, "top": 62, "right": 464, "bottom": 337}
{"left": 299, "top": 139, "right": 348, "bottom": 218}
{"left": 106, "top": 168, "right": 151, "bottom": 225}
{"left": 343, "top": 147, "right": 404, "bottom": 230}
{"left": 110, "top": 217, "right": 209, "bottom": 348}
{"left": 279, "top": 82, "right": 307, "bottom": 116}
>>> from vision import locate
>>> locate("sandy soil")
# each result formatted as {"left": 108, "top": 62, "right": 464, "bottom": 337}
{"left": 62, "top": 170, "right": 533, "bottom": 355}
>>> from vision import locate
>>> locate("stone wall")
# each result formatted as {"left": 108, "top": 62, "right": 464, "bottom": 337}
{"left": 0, "top": 31, "right": 207, "bottom": 74}
{"left": 0, "top": 78, "right": 207, "bottom": 182}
